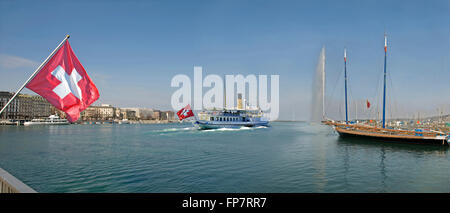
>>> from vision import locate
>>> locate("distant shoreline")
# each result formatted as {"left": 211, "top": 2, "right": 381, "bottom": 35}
{"left": 77, "top": 120, "right": 178, "bottom": 125}
{"left": 273, "top": 120, "right": 305, "bottom": 122}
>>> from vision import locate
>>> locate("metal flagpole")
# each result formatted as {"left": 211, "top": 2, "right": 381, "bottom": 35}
{"left": 0, "top": 35, "right": 70, "bottom": 116}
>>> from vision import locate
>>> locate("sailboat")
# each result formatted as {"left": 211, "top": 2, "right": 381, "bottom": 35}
{"left": 327, "top": 35, "right": 449, "bottom": 146}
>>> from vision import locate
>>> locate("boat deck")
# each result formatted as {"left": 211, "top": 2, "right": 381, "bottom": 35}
{"left": 326, "top": 122, "right": 449, "bottom": 146}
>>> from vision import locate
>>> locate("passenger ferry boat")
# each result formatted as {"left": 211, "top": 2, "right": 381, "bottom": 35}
{"left": 194, "top": 109, "right": 269, "bottom": 130}
{"left": 185, "top": 93, "right": 270, "bottom": 130}
{"left": 24, "top": 115, "right": 69, "bottom": 126}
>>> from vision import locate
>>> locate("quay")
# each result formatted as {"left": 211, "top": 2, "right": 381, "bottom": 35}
{"left": 0, "top": 119, "right": 177, "bottom": 126}
{"left": 0, "top": 167, "right": 36, "bottom": 193}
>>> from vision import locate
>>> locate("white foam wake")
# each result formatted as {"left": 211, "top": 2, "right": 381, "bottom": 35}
{"left": 156, "top": 127, "right": 193, "bottom": 133}
{"left": 202, "top": 126, "right": 268, "bottom": 132}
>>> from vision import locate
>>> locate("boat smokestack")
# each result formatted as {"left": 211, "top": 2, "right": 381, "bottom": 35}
{"left": 237, "top": 93, "right": 243, "bottom": 110}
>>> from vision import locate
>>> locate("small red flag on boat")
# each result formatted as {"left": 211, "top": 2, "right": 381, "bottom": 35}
{"left": 177, "top": 104, "right": 194, "bottom": 120}
{"left": 366, "top": 100, "right": 371, "bottom": 109}
{"left": 344, "top": 48, "right": 347, "bottom": 62}
{"left": 26, "top": 40, "right": 99, "bottom": 122}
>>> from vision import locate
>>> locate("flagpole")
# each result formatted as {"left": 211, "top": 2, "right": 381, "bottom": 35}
{"left": 0, "top": 35, "right": 70, "bottom": 117}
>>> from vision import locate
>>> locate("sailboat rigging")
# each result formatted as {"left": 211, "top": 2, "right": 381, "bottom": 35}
{"left": 324, "top": 35, "right": 449, "bottom": 145}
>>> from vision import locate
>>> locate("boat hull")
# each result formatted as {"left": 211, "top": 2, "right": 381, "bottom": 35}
{"left": 335, "top": 127, "right": 448, "bottom": 146}
{"left": 194, "top": 120, "right": 269, "bottom": 130}
{"left": 24, "top": 122, "right": 69, "bottom": 126}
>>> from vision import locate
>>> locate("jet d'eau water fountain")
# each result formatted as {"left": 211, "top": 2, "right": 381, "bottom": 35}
{"left": 310, "top": 47, "right": 326, "bottom": 123}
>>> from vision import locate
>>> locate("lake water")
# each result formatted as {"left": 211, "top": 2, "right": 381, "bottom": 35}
{"left": 0, "top": 122, "right": 448, "bottom": 192}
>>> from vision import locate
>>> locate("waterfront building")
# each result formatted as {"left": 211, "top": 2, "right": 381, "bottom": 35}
{"left": 168, "top": 111, "right": 175, "bottom": 120}
{"left": 160, "top": 111, "right": 175, "bottom": 121}
{"left": 0, "top": 92, "right": 18, "bottom": 120}
{"left": 17, "top": 94, "right": 33, "bottom": 120}
{"left": 0, "top": 91, "right": 52, "bottom": 120}
{"left": 81, "top": 106, "right": 98, "bottom": 120}
{"left": 115, "top": 108, "right": 174, "bottom": 121}
{"left": 28, "top": 95, "right": 52, "bottom": 118}
{"left": 137, "top": 108, "right": 154, "bottom": 120}
{"left": 121, "top": 108, "right": 154, "bottom": 120}
{"left": 160, "top": 111, "right": 167, "bottom": 120}
{"left": 97, "top": 105, "right": 114, "bottom": 120}
{"left": 114, "top": 108, "right": 122, "bottom": 119}
{"left": 81, "top": 105, "right": 115, "bottom": 121}
{"left": 121, "top": 109, "right": 136, "bottom": 120}
{"left": 153, "top": 110, "right": 161, "bottom": 120}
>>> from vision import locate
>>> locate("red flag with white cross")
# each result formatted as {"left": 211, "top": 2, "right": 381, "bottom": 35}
{"left": 26, "top": 40, "right": 99, "bottom": 122}
{"left": 177, "top": 104, "right": 194, "bottom": 121}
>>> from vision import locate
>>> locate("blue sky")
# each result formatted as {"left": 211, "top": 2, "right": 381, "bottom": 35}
{"left": 0, "top": 0, "right": 449, "bottom": 120}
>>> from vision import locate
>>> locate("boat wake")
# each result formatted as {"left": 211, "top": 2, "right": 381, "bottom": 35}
{"left": 155, "top": 127, "right": 194, "bottom": 133}
{"left": 202, "top": 126, "right": 268, "bottom": 132}
{"left": 150, "top": 125, "right": 268, "bottom": 136}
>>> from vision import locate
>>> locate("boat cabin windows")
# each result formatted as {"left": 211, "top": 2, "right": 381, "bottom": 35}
{"left": 209, "top": 116, "right": 243, "bottom": 122}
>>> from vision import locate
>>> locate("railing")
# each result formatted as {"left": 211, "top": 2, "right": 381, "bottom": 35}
{"left": 0, "top": 168, "right": 37, "bottom": 193}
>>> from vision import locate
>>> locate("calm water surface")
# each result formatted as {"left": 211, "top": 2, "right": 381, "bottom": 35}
{"left": 0, "top": 122, "right": 448, "bottom": 192}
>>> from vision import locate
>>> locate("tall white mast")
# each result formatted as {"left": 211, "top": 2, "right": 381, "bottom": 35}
{"left": 322, "top": 46, "right": 326, "bottom": 120}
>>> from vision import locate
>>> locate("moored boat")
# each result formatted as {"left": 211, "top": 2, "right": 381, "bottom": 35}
{"left": 24, "top": 115, "right": 69, "bottom": 126}
{"left": 118, "top": 119, "right": 130, "bottom": 124}
{"left": 332, "top": 123, "right": 448, "bottom": 145}
{"left": 327, "top": 35, "right": 449, "bottom": 146}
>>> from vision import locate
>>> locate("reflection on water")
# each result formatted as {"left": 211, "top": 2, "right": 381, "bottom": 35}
{"left": 0, "top": 122, "right": 449, "bottom": 193}
{"left": 337, "top": 137, "right": 449, "bottom": 155}
{"left": 379, "top": 147, "right": 387, "bottom": 192}
{"left": 335, "top": 135, "right": 449, "bottom": 192}
{"left": 308, "top": 123, "right": 330, "bottom": 192}
{"left": 342, "top": 144, "right": 350, "bottom": 191}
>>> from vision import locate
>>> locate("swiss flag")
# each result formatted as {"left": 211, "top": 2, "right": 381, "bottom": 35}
{"left": 177, "top": 104, "right": 194, "bottom": 121}
{"left": 26, "top": 40, "right": 99, "bottom": 122}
